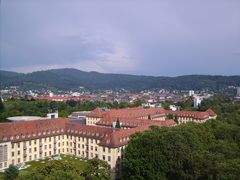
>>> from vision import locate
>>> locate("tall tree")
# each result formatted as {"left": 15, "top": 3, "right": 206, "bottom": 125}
{"left": 115, "top": 118, "right": 121, "bottom": 129}
{"left": 0, "top": 97, "right": 4, "bottom": 111}
{"left": 4, "top": 165, "right": 19, "bottom": 180}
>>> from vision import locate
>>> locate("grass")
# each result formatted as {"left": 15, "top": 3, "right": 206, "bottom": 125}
{"left": 0, "top": 155, "right": 88, "bottom": 180}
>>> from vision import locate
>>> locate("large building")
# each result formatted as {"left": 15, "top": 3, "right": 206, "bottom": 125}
{"left": 0, "top": 107, "right": 216, "bottom": 177}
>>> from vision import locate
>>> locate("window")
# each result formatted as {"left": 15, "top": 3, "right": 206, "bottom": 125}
{"left": 95, "top": 147, "right": 98, "bottom": 151}
{"left": 49, "top": 137, "right": 51, "bottom": 142}
{"left": 108, "top": 148, "right": 111, "bottom": 153}
{"left": 34, "top": 147, "right": 37, "bottom": 152}
{"left": 18, "top": 143, "right": 20, "bottom": 148}
{"left": 18, "top": 151, "right": 20, "bottom": 155}
{"left": 45, "top": 145, "right": 47, "bottom": 150}
{"left": 103, "top": 147, "right": 105, "bottom": 152}
{"left": 49, "top": 151, "right": 51, "bottom": 156}
{"left": 29, "top": 148, "right": 32, "bottom": 153}
{"left": 29, "top": 141, "right": 32, "bottom": 146}
{"left": 108, "top": 156, "right": 111, "bottom": 162}
{"left": 49, "top": 144, "right": 51, "bottom": 148}
{"left": 34, "top": 140, "right": 36, "bottom": 145}
{"left": 103, "top": 155, "right": 105, "bottom": 160}
{"left": 18, "top": 158, "right": 20, "bottom": 163}
{"left": 12, "top": 144, "right": 14, "bottom": 149}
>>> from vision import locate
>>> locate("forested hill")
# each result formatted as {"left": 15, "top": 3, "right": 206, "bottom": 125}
{"left": 0, "top": 68, "right": 240, "bottom": 91}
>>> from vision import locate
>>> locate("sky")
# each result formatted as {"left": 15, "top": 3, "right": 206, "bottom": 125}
{"left": 0, "top": 0, "right": 240, "bottom": 76}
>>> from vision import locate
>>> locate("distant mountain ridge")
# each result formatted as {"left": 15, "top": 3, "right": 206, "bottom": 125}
{"left": 0, "top": 68, "right": 240, "bottom": 91}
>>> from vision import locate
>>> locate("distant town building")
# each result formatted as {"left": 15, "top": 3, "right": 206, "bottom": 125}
{"left": 189, "top": 90, "right": 195, "bottom": 96}
{"left": 47, "top": 112, "right": 58, "bottom": 119}
{"left": 194, "top": 96, "right": 202, "bottom": 109}
{"left": 49, "top": 92, "right": 54, "bottom": 97}
{"left": 237, "top": 87, "right": 240, "bottom": 97}
{"left": 169, "top": 105, "right": 180, "bottom": 111}
{"left": 68, "top": 111, "right": 91, "bottom": 124}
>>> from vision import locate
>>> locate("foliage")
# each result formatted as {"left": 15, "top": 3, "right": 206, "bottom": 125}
{"left": 115, "top": 118, "right": 121, "bottom": 128}
{"left": 176, "top": 98, "right": 194, "bottom": 111}
{"left": 0, "top": 99, "right": 143, "bottom": 122}
{"left": 82, "top": 158, "right": 111, "bottom": 180}
{"left": 167, "top": 113, "right": 174, "bottom": 119}
{"left": 0, "top": 98, "right": 4, "bottom": 111}
{"left": 122, "top": 120, "right": 240, "bottom": 180}
{"left": 4, "top": 165, "right": 19, "bottom": 180}
{"left": 17, "top": 160, "right": 84, "bottom": 180}
{"left": 1, "top": 69, "right": 240, "bottom": 91}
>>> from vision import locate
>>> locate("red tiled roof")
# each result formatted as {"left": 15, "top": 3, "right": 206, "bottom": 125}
{"left": 206, "top": 108, "right": 217, "bottom": 117}
{"left": 99, "top": 120, "right": 176, "bottom": 148}
{"left": 97, "top": 117, "right": 175, "bottom": 128}
{"left": 165, "top": 110, "right": 210, "bottom": 120}
{"left": 87, "top": 107, "right": 106, "bottom": 118}
{"left": 0, "top": 118, "right": 69, "bottom": 143}
{"left": 88, "top": 107, "right": 165, "bottom": 119}
{"left": 66, "top": 124, "right": 119, "bottom": 140}
{"left": 0, "top": 117, "right": 175, "bottom": 148}
{"left": 89, "top": 107, "right": 216, "bottom": 121}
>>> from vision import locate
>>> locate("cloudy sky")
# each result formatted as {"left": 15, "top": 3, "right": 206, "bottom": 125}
{"left": 1, "top": 0, "right": 240, "bottom": 76}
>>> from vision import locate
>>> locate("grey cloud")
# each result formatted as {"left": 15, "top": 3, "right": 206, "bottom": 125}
{"left": 0, "top": 0, "right": 240, "bottom": 75}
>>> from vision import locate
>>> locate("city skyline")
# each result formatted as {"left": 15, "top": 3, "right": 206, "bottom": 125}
{"left": 1, "top": 0, "right": 240, "bottom": 76}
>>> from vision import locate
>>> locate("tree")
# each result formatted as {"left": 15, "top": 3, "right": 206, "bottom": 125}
{"left": 167, "top": 113, "right": 174, "bottom": 119}
{"left": 83, "top": 158, "right": 111, "bottom": 180}
{"left": 4, "top": 165, "right": 19, "bottom": 180}
{"left": 17, "top": 160, "right": 84, "bottom": 180}
{"left": 0, "top": 97, "right": 4, "bottom": 111}
{"left": 115, "top": 118, "right": 121, "bottom": 129}
{"left": 174, "top": 115, "right": 178, "bottom": 124}
{"left": 122, "top": 121, "right": 240, "bottom": 180}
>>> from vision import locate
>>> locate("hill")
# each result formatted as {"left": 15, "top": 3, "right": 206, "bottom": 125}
{"left": 0, "top": 68, "right": 240, "bottom": 91}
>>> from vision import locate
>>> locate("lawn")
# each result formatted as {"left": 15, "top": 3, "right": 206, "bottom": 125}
{"left": 0, "top": 155, "right": 88, "bottom": 179}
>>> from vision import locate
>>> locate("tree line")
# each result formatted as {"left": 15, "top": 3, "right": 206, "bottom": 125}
{"left": 0, "top": 98, "right": 144, "bottom": 122}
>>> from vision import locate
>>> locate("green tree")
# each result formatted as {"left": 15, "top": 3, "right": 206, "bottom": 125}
{"left": 122, "top": 121, "right": 240, "bottom": 180}
{"left": 115, "top": 118, "right": 121, "bottom": 129}
{"left": 4, "top": 165, "right": 19, "bottom": 180}
{"left": 83, "top": 158, "right": 111, "bottom": 180}
{"left": 0, "top": 97, "right": 4, "bottom": 111}
{"left": 167, "top": 113, "right": 174, "bottom": 119}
